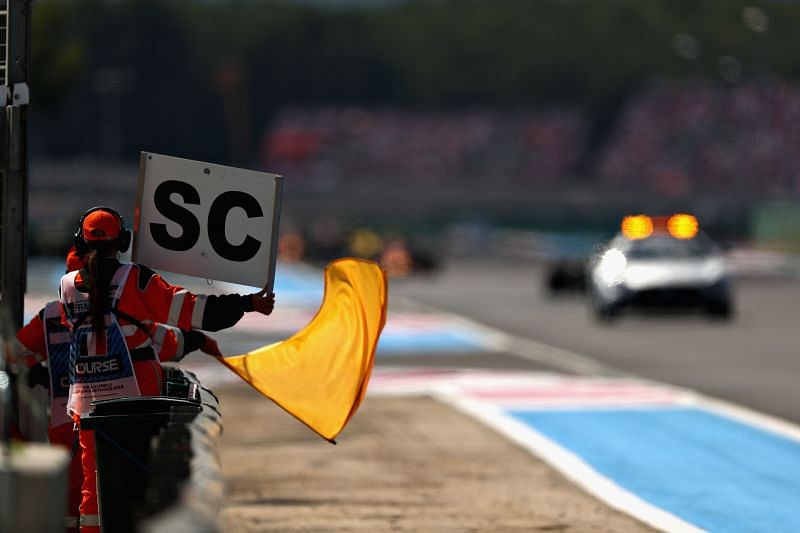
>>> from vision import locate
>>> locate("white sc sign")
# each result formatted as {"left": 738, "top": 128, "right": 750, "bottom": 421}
{"left": 132, "top": 152, "right": 283, "bottom": 289}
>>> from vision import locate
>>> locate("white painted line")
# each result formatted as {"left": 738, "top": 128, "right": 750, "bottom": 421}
{"left": 496, "top": 332, "right": 620, "bottom": 376}
{"left": 689, "top": 394, "right": 800, "bottom": 445}
{"left": 437, "top": 390, "right": 706, "bottom": 533}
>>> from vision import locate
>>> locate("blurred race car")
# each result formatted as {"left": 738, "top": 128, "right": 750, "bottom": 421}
{"left": 545, "top": 256, "right": 587, "bottom": 294}
{"left": 542, "top": 233, "right": 603, "bottom": 295}
{"left": 587, "top": 214, "right": 733, "bottom": 321}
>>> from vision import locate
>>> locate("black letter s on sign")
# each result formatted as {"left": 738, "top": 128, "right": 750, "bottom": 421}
{"left": 208, "top": 191, "right": 263, "bottom": 262}
{"left": 150, "top": 180, "right": 201, "bottom": 251}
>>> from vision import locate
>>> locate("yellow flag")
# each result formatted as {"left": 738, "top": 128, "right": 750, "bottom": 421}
{"left": 215, "top": 258, "right": 388, "bottom": 442}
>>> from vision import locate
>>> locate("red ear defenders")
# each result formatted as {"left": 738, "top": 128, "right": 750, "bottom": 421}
{"left": 73, "top": 206, "right": 132, "bottom": 255}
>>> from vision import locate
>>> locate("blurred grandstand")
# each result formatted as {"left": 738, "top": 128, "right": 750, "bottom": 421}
{"left": 29, "top": 79, "right": 800, "bottom": 271}
{"left": 258, "top": 79, "right": 800, "bottom": 200}
{"left": 260, "top": 107, "right": 587, "bottom": 188}
{"left": 598, "top": 79, "right": 800, "bottom": 197}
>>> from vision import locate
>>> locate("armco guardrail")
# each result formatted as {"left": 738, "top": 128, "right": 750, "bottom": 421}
{"left": 82, "top": 367, "right": 223, "bottom": 533}
{"left": 143, "top": 370, "right": 224, "bottom": 533}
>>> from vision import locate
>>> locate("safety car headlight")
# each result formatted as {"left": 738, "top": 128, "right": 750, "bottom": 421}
{"left": 700, "top": 258, "right": 726, "bottom": 282}
{"left": 597, "top": 249, "right": 627, "bottom": 286}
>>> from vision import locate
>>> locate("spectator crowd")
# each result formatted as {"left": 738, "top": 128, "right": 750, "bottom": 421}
{"left": 598, "top": 79, "right": 800, "bottom": 198}
{"left": 261, "top": 79, "right": 800, "bottom": 199}
{"left": 261, "top": 107, "right": 587, "bottom": 189}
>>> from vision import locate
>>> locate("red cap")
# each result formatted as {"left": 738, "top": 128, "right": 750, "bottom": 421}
{"left": 82, "top": 210, "right": 120, "bottom": 242}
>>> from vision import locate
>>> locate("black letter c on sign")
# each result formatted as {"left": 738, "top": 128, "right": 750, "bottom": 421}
{"left": 208, "top": 191, "right": 263, "bottom": 262}
{"left": 150, "top": 180, "right": 201, "bottom": 251}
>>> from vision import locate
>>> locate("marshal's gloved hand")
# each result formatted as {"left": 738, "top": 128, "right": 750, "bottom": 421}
{"left": 249, "top": 289, "right": 276, "bottom": 315}
{"left": 182, "top": 330, "right": 222, "bottom": 357}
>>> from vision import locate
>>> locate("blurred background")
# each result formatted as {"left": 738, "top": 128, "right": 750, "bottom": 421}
{"left": 28, "top": 0, "right": 800, "bottom": 272}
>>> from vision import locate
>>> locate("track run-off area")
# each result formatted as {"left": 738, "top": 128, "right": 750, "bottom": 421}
{"left": 25, "top": 256, "right": 800, "bottom": 532}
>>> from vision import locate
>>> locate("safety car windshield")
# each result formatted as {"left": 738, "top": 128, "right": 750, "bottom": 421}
{"left": 623, "top": 236, "right": 714, "bottom": 259}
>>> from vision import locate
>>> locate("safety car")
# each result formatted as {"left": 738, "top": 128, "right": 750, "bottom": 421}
{"left": 587, "top": 214, "right": 734, "bottom": 321}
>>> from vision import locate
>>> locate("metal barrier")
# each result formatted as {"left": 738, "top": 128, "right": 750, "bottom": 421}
{"left": 82, "top": 366, "right": 223, "bottom": 533}
{"left": 142, "top": 370, "right": 224, "bottom": 533}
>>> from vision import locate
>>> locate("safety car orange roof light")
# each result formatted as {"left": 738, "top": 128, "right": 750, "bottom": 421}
{"left": 621, "top": 215, "right": 654, "bottom": 240}
{"left": 667, "top": 214, "right": 699, "bottom": 239}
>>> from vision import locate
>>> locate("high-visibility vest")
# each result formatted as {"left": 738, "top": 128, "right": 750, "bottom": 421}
{"left": 41, "top": 300, "right": 73, "bottom": 428}
{"left": 60, "top": 265, "right": 141, "bottom": 417}
{"left": 32, "top": 298, "right": 185, "bottom": 429}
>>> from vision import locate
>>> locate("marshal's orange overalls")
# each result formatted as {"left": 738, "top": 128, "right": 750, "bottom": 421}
{"left": 60, "top": 258, "right": 254, "bottom": 532}
{"left": 14, "top": 299, "right": 195, "bottom": 533}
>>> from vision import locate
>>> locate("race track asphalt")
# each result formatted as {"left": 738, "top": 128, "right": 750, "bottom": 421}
{"left": 391, "top": 257, "right": 800, "bottom": 425}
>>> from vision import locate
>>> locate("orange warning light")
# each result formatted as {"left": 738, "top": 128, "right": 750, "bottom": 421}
{"left": 667, "top": 214, "right": 699, "bottom": 239}
{"left": 621, "top": 215, "right": 654, "bottom": 240}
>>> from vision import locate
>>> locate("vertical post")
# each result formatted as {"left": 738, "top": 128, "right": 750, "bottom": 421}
{"left": 1, "top": 0, "right": 31, "bottom": 330}
{"left": 2, "top": 0, "right": 40, "bottom": 443}
{"left": 2, "top": 106, "right": 27, "bottom": 328}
